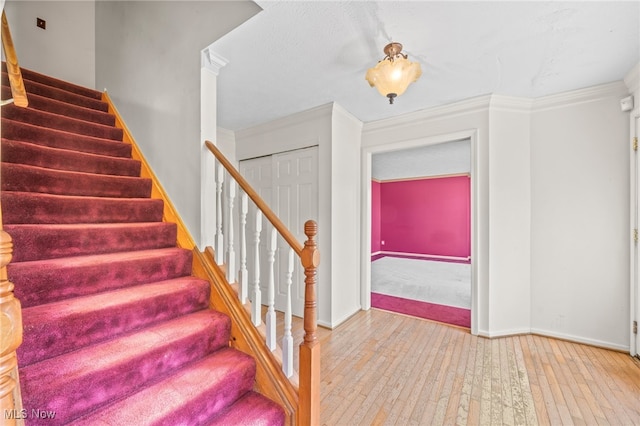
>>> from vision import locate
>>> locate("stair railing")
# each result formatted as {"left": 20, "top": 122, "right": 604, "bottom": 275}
{"left": 205, "top": 140, "right": 320, "bottom": 425}
{"left": 1, "top": 9, "right": 26, "bottom": 426}
{"left": 1, "top": 10, "right": 28, "bottom": 108}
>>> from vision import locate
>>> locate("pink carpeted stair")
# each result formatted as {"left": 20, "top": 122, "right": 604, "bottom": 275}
{"left": 1, "top": 65, "right": 285, "bottom": 425}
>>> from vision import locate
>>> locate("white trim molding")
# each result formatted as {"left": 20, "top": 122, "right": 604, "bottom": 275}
{"left": 201, "top": 47, "right": 229, "bottom": 76}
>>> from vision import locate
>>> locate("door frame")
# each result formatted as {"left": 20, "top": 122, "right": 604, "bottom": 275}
{"left": 631, "top": 113, "right": 640, "bottom": 357}
{"left": 361, "top": 129, "right": 479, "bottom": 336}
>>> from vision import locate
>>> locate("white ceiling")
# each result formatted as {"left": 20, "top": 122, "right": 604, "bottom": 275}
{"left": 209, "top": 1, "right": 640, "bottom": 132}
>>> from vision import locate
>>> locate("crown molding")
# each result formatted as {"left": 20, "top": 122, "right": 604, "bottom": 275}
{"left": 201, "top": 48, "right": 228, "bottom": 75}
{"left": 624, "top": 62, "right": 640, "bottom": 93}
{"left": 532, "top": 81, "right": 628, "bottom": 112}
{"left": 489, "top": 94, "right": 534, "bottom": 113}
{"left": 236, "top": 103, "right": 334, "bottom": 140}
{"left": 363, "top": 94, "right": 492, "bottom": 135}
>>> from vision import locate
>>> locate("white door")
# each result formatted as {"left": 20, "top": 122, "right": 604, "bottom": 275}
{"left": 240, "top": 146, "right": 319, "bottom": 317}
{"left": 633, "top": 115, "right": 640, "bottom": 357}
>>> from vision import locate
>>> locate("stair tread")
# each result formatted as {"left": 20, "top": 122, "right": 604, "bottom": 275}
{"left": 1, "top": 191, "right": 164, "bottom": 224}
{"left": 20, "top": 277, "right": 211, "bottom": 366}
{"left": 10, "top": 246, "right": 190, "bottom": 270}
{"left": 2, "top": 162, "right": 151, "bottom": 198}
{"left": 5, "top": 222, "right": 176, "bottom": 262}
{"left": 2, "top": 84, "right": 114, "bottom": 125}
{"left": 20, "top": 311, "right": 234, "bottom": 425}
{"left": 72, "top": 348, "right": 255, "bottom": 426}
{"left": 10, "top": 247, "right": 193, "bottom": 307}
{"left": 2, "top": 103, "right": 122, "bottom": 140}
{"left": 2, "top": 70, "right": 107, "bottom": 111}
{"left": 1, "top": 138, "right": 141, "bottom": 176}
{"left": 1, "top": 119, "right": 131, "bottom": 158}
{"left": 70, "top": 348, "right": 257, "bottom": 426}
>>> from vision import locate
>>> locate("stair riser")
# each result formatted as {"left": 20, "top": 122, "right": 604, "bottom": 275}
{"left": 1, "top": 119, "right": 131, "bottom": 158}
{"left": 1, "top": 139, "right": 141, "bottom": 177}
{"left": 1, "top": 192, "right": 164, "bottom": 225}
{"left": 20, "top": 312, "right": 232, "bottom": 425}
{"left": 5, "top": 223, "right": 176, "bottom": 262}
{"left": 19, "top": 279, "right": 211, "bottom": 366}
{"left": 9, "top": 248, "right": 193, "bottom": 307}
{"left": 210, "top": 391, "right": 286, "bottom": 425}
{"left": 2, "top": 163, "right": 152, "bottom": 198}
{"left": 2, "top": 85, "right": 115, "bottom": 126}
{"left": 2, "top": 104, "right": 123, "bottom": 140}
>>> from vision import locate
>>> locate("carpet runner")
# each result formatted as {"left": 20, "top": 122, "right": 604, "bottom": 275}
{"left": 1, "top": 65, "right": 285, "bottom": 425}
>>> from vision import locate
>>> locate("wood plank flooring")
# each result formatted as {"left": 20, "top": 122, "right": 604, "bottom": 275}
{"left": 280, "top": 309, "right": 640, "bottom": 425}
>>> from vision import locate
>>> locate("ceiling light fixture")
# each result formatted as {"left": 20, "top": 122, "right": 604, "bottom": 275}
{"left": 365, "top": 42, "right": 422, "bottom": 104}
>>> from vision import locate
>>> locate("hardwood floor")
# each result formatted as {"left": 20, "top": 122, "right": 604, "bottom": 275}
{"left": 282, "top": 309, "right": 640, "bottom": 425}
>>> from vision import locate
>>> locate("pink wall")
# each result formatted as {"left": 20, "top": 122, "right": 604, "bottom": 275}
{"left": 378, "top": 175, "right": 470, "bottom": 258}
{"left": 371, "top": 180, "right": 381, "bottom": 253}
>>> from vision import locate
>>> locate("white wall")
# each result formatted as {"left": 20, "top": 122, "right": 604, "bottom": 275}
{"left": 95, "top": 1, "right": 260, "bottom": 247}
{"left": 530, "top": 82, "right": 631, "bottom": 350}
{"left": 330, "top": 105, "right": 362, "bottom": 326}
{"left": 362, "top": 86, "right": 630, "bottom": 348}
{"left": 235, "top": 103, "right": 362, "bottom": 328}
{"left": 487, "top": 97, "right": 532, "bottom": 336}
{"left": 4, "top": 1, "right": 95, "bottom": 88}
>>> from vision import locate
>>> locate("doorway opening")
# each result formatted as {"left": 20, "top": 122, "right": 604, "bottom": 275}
{"left": 361, "top": 131, "right": 478, "bottom": 334}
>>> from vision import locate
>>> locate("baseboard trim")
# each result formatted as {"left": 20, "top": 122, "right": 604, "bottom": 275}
{"left": 477, "top": 328, "right": 531, "bottom": 339}
{"left": 530, "top": 328, "right": 629, "bottom": 353}
{"left": 478, "top": 327, "right": 629, "bottom": 352}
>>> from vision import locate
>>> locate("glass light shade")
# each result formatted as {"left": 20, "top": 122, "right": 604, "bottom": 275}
{"left": 366, "top": 55, "right": 422, "bottom": 103}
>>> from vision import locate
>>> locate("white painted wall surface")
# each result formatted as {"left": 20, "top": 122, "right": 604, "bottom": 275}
{"left": 4, "top": 1, "right": 95, "bottom": 88}
{"left": 330, "top": 105, "right": 362, "bottom": 326}
{"left": 487, "top": 98, "right": 532, "bottom": 336}
{"left": 95, "top": 1, "right": 260, "bottom": 248}
{"left": 530, "top": 83, "right": 631, "bottom": 350}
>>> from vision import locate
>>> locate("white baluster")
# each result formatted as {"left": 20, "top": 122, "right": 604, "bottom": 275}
{"left": 266, "top": 227, "right": 277, "bottom": 351}
{"left": 214, "top": 161, "right": 224, "bottom": 265}
{"left": 282, "top": 247, "right": 295, "bottom": 378}
{"left": 238, "top": 192, "right": 249, "bottom": 305}
{"left": 225, "top": 180, "right": 236, "bottom": 283}
{"left": 251, "top": 210, "right": 263, "bottom": 326}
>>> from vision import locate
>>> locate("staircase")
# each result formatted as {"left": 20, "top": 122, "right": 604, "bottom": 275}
{"left": 1, "top": 66, "right": 285, "bottom": 425}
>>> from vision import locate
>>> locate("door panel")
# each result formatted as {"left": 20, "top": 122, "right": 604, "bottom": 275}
{"left": 239, "top": 146, "right": 318, "bottom": 317}
{"left": 273, "top": 147, "right": 319, "bottom": 317}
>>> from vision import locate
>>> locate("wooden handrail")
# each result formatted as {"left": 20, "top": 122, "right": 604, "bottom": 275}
{"left": 205, "top": 140, "right": 304, "bottom": 256}
{"left": 1, "top": 10, "right": 28, "bottom": 108}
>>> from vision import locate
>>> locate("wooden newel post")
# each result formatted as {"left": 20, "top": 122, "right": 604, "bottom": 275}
{"left": 0, "top": 228, "right": 24, "bottom": 426}
{"left": 298, "top": 220, "right": 320, "bottom": 426}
